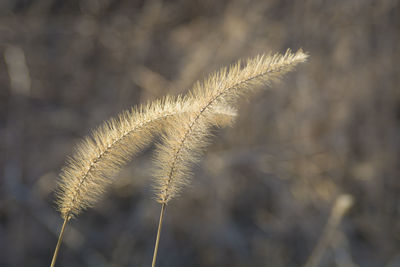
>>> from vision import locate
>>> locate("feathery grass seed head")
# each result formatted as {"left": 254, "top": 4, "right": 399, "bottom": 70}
{"left": 152, "top": 49, "right": 308, "bottom": 204}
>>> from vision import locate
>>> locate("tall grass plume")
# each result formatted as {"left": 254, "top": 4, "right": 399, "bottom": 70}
{"left": 50, "top": 96, "right": 234, "bottom": 267}
{"left": 150, "top": 49, "right": 308, "bottom": 266}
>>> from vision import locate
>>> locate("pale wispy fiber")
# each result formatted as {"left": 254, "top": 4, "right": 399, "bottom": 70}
{"left": 153, "top": 49, "right": 308, "bottom": 204}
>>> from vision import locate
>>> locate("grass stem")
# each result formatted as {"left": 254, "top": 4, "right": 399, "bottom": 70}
{"left": 151, "top": 203, "right": 166, "bottom": 267}
{"left": 50, "top": 216, "right": 69, "bottom": 267}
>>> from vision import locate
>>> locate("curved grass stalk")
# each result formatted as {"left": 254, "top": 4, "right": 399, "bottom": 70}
{"left": 150, "top": 49, "right": 308, "bottom": 266}
{"left": 51, "top": 96, "right": 235, "bottom": 267}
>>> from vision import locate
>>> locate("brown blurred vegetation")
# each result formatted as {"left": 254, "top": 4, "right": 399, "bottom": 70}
{"left": 0, "top": 0, "right": 399, "bottom": 266}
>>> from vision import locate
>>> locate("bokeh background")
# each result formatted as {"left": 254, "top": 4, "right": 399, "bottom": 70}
{"left": 1, "top": 0, "right": 399, "bottom": 266}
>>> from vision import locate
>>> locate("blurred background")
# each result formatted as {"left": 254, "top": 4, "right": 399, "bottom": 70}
{"left": 1, "top": 0, "right": 399, "bottom": 266}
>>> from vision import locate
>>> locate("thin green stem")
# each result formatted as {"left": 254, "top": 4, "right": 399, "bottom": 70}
{"left": 50, "top": 216, "right": 69, "bottom": 267}
{"left": 151, "top": 203, "right": 166, "bottom": 267}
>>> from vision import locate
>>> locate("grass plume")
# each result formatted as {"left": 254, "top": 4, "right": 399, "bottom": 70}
{"left": 153, "top": 49, "right": 308, "bottom": 204}
{"left": 51, "top": 96, "right": 235, "bottom": 266}
{"left": 56, "top": 96, "right": 189, "bottom": 220}
{"left": 150, "top": 49, "right": 308, "bottom": 267}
